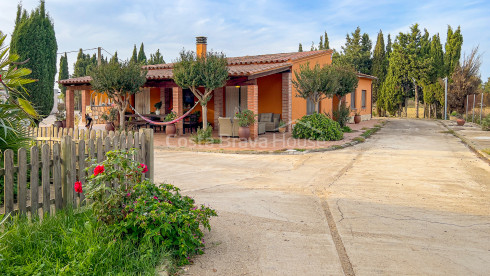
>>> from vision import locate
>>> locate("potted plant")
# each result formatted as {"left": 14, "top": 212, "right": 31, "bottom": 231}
{"left": 101, "top": 108, "right": 118, "bottom": 131}
{"left": 235, "top": 109, "right": 256, "bottom": 140}
{"left": 54, "top": 111, "right": 65, "bottom": 128}
{"left": 456, "top": 113, "right": 465, "bottom": 126}
{"left": 278, "top": 120, "right": 286, "bottom": 133}
{"left": 154, "top": 101, "right": 162, "bottom": 115}
{"left": 164, "top": 110, "right": 177, "bottom": 137}
{"left": 354, "top": 112, "right": 361, "bottom": 124}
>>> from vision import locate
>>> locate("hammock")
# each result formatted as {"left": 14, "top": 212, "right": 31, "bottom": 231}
{"left": 129, "top": 101, "right": 199, "bottom": 125}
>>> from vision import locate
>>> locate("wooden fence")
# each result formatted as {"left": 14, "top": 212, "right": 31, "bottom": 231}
{"left": 1, "top": 127, "right": 154, "bottom": 217}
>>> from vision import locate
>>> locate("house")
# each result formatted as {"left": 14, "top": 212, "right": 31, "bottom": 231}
{"left": 59, "top": 37, "right": 376, "bottom": 139}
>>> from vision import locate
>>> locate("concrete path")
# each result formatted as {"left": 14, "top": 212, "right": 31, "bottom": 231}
{"left": 154, "top": 119, "right": 490, "bottom": 275}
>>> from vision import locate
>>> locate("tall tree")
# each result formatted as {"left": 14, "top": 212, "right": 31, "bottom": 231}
{"left": 130, "top": 44, "right": 138, "bottom": 64}
{"left": 90, "top": 61, "right": 147, "bottom": 129}
{"left": 372, "top": 30, "right": 386, "bottom": 105}
{"left": 444, "top": 25, "right": 463, "bottom": 76}
{"left": 148, "top": 49, "right": 165, "bottom": 65}
{"left": 332, "top": 64, "right": 358, "bottom": 107}
{"left": 109, "top": 51, "right": 119, "bottom": 64}
{"left": 324, "top": 31, "right": 330, "bottom": 49}
{"left": 386, "top": 34, "right": 392, "bottom": 58}
{"left": 334, "top": 27, "right": 372, "bottom": 74}
{"left": 173, "top": 50, "right": 228, "bottom": 130}
{"left": 310, "top": 42, "right": 316, "bottom": 51}
{"left": 298, "top": 43, "right": 303, "bottom": 52}
{"left": 319, "top": 35, "right": 324, "bottom": 50}
{"left": 137, "top": 42, "right": 147, "bottom": 64}
{"left": 10, "top": 1, "right": 58, "bottom": 117}
{"left": 58, "top": 53, "right": 69, "bottom": 95}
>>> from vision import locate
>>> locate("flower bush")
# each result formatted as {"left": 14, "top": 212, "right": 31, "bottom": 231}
{"left": 84, "top": 149, "right": 217, "bottom": 265}
{"left": 292, "top": 113, "right": 343, "bottom": 141}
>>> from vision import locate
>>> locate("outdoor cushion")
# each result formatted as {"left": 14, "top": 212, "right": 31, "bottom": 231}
{"left": 260, "top": 113, "right": 273, "bottom": 122}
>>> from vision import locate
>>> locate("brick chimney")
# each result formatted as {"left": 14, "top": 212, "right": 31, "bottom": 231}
{"left": 196, "top": 36, "right": 207, "bottom": 58}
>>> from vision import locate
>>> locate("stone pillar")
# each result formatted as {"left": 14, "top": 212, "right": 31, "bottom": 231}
{"left": 65, "top": 89, "right": 75, "bottom": 129}
{"left": 247, "top": 84, "right": 258, "bottom": 140}
{"left": 81, "top": 90, "right": 91, "bottom": 122}
{"left": 213, "top": 87, "right": 224, "bottom": 130}
{"left": 172, "top": 86, "right": 183, "bottom": 135}
{"left": 160, "top": 88, "right": 165, "bottom": 114}
{"left": 282, "top": 72, "right": 292, "bottom": 131}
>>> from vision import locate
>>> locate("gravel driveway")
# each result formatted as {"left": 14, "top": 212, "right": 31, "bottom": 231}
{"left": 154, "top": 119, "right": 490, "bottom": 275}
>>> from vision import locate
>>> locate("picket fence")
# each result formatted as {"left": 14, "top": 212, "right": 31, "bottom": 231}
{"left": 1, "top": 126, "right": 154, "bottom": 217}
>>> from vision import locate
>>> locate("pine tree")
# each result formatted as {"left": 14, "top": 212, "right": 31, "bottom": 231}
{"left": 372, "top": 30, "right": 386, "bottom": 104}
{"left": 130, "top": 44, "right": 138, "bottom": 63}
{"left": 298, "top": 43, "right": 303, "bottom": 52}
{"left": 58, "top": 53, "right": 69, "bottom": 95}
{"left": 444, "top": 25, "right": 463, "bottom": 76}
{"left": 334, "top": 27, "right": 372, "bottom": 74}
{"left": 148, "top": 49, "right": 165, "bottom": 65}
{"left": 10, "top": 1, "right": 58, "bottom": 117}
{"left": 324, "top": 31, "right": 330, "bottom": 49}
{"left": 137, "top": 42, "right": 147, "bottom": 64}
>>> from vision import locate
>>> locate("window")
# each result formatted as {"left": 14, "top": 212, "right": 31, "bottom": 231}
{"left": 350, "top": 91, "right": 356, "bottom": 109}
{"left": 361, "top": 90, "right": 366, "bottom": 108}
{"left": 306, "top": 98, "right": 315, "bottom": 115}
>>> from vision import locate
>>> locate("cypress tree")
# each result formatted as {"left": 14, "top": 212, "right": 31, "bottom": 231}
{"left": 444, "top": 25, "right": 463, "bottom": 76}
{"left": 137, "top": 42, "right": 147, "bottom": 64}
{"left": 324, "top": 31, "right": 330, "bottom": 49}
{"left": 10, "top": 1, "right": 58, "bottom": 117}
{"left": 110, "top": 51, "right": 119, "bottom": 64}
{"left": 298, "top": 43, "right": 303, "bottom": 52}
{"left": 319, "top": 35, "right": 324, "bottom": 50}
{"left": 58, "top": 53, "right": 69, "bottom": 95}
{"left": 429, "top": 34, "right": 444, "bottom": 80}
{"left": 130, "top": 45, "right": 138, "bottom": 63}
{"left": 73, "top": 49, "right": 87, "bottom": 77}
{"left": 386, "top": 34, "right": 392, "bottom": 58}
{"left": 372, "top": 30, "right": 386, "bottom": 103}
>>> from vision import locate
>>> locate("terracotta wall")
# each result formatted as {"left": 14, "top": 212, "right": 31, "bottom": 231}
{"left": 346, "top": 77, "right": 372, "bottom": 116}
{"left": 258, "top": 73, "right": 282, "bottom": 115}
{"left": 150, "top": 87, "right": 161, "bottom": 113}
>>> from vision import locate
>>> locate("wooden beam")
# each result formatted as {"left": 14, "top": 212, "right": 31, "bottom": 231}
{"left": 65, "top": 85, "right": 92, "bottom": 90}
{"left": 248, "top": 67, "right": 291, "bottom": 80}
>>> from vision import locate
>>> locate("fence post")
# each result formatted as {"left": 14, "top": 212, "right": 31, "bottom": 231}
{"left": 3, "top": 150, "right": 14, "bottom": 215}
{"left": 42, "top": 144, "right": 51, "bottom": 215}
{"left": 144, "top": 128, "right": 154, "bottom": 182}
{"left": 472, "top": 94, "right": 476, "bottom": 123}
{"left": 61, "top": 135, "right": 73, "bottom": 208}
{"left": 53, "top": 143, "right": 62, "bottom": 211}
{"left": 481, "top": 93, "right": 484, "bottom": 122}
{"left": 18, "top": 148, "right": 27, "bottom": 215}
{"left": 30, "top": 146, "right": 39, "bottom": 217}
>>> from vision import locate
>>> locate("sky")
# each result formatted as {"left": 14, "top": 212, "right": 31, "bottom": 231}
{"left": 1, "top": 0, "right": 490, "bottom": 83}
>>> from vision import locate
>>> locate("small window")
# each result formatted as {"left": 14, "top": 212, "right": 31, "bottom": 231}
{"left": 362, "top": 90, "right": 366, "bottom": 108}
{"left": 350, "top": 91, "right": 356, "bottom": 109}
{"left": 307, "top": 98, "right": 315, "bottom": 115}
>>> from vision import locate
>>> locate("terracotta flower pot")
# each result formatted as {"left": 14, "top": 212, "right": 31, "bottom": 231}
{"left": 456, "top": 119, "right": 465, "bottom": 126}
{"left": 278, "top": 127, "right": 286, "bottom": 134}
{"left": 354, "top": 115, "right": 361, "bottom": 124}
{"left": 238, "top": 126, "right": 250, "bottom": 140}
{"left": 54, "top": 121, "right": 63, "bottom": 128}
{"left": 166, "top": 123, "right": 177, "bottom": 137}
{"left": 105, "top": 122, "right": 115, "bottom": 131}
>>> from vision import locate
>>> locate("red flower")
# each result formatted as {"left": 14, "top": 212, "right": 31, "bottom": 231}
{"left": 153, "top": 196, "right": 158, "bottom": 200}
{"left": 74, "top": 181, "right": 83, "bottom": 193}
{"left": 94, "top": 165, "right": 105, "bottom": 176}
{"left": 139, "top": 163, "right": 148, "bottom": 173}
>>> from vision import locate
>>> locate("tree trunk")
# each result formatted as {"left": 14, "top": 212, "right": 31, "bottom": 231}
{"left": 423, "top": 102, "right": 426, "bottom": 118}
{"left": 202, "top": 104, "right": 208, "bottom": 130}
{"left": 415, "top": 85, "right": 419, "bottom": 118}
{"left": 314, "top": 100, "right": 319, "bottom": 113}
{"left": 428, "top": 103, "right": 431, "bottom": 119}
{"left": 119, "top": 106, "right": 125, "bottom": 130}
{"left": 404, "top": 98, "right": 408, "bottom": 117}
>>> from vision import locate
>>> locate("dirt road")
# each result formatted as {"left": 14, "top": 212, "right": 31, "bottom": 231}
{"left": 154, "top": 119, "right": 490, "bottom": 275}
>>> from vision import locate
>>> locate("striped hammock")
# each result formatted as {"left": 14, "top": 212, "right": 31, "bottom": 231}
{"left": 129, "top": 101, "right": 199, "bottom": 125}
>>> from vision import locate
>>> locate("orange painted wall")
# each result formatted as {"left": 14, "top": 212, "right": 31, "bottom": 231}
{"left": 181, "top": 87, "right": 216, "bottom": 127}
{"left": 258, "top": 73, "right": 282, "bottom": 114}
{"left": 345, "top": 77, "right": 372, "bottom": 116}
{"left": 291, "top": 53, "right": 332, "bottom": 121}
{"left": 150, "top": 88, "right": 161, "bottom": 113}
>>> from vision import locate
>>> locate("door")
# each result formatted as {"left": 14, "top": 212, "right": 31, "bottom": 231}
{"left": 135, "top": 88, "right": 150, "bottom": 114}
{"left": 225, "top": 86, "right": 248, "bottom": 117}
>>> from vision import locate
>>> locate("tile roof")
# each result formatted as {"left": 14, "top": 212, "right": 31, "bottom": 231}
{"left": 356, "top": 72, "right": 378, "bottom": 80}
{"left": 60, "top": 50, "right": 332, "bottom": 85}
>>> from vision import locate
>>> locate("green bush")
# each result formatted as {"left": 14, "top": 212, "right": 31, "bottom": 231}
{"left": 481, "top": 114, "right": 490, "bottom": 131}
{"left": 191, "top": 125, "right": 220, "bottom": 144}
{"left": 331, "top": 101, "right": 351, "bottom": 127}
{"left": 292, "top": 113, "right": 343, "bottom": 141}
{"left": 342, "top": 126, "right": 352, "bottom": 133}
{"left": 85, "top": 149, "right": 217, "bottom": 265}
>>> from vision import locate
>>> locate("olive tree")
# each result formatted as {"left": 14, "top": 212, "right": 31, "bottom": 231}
{"left": 173, "top": 50, "right": 228, "bottom": 130}
{"left": 292, "top": 62, "right": 338, "bottom": 113}
{"left": 332, "top": 64, "right": 358, "bottom": 108}
{"left": 90, "top": 61, "right": 147, "bottom": 129}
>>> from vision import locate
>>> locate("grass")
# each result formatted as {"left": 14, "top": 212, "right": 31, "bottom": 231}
{"left": 0, "top": 208, "right": 174, "bottom": 275}
{"left": 353, "top": 137, "right": 366, "bottom": 143}
{"left": 482, "top": 148, "right": 490, "bottom": 155}
{"left": 361, "top": 127, "right": 380, "bottom": 138}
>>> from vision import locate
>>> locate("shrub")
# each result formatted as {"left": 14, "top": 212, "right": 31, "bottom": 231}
{"left": 191, "top": 125, "right": 221, "bottom": 144}
{"left": 292, "top": 113, "right": 343, "bottom": 141}
{"left": 481, "top": 114, "right": 490, "bottom": 131}
{"left": 342, "top": 126, "right": 352, "bottom": 133}
{"left": 235, "top": 109, "right": 256, "bottom": 127}
{"left": 84, "top": 149, "right": 217, "bottom": 265}
{"left": 331, "top": 101, "right": 351, "bottom": 127}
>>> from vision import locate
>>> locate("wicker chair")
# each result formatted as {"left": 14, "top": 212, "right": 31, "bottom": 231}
{"left": 218, "top": 117, "right": 233, "bottom": 136}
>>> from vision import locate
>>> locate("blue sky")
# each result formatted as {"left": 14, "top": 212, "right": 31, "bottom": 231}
{"left": 1, "top": 0, "right": 489, "bottom": 81}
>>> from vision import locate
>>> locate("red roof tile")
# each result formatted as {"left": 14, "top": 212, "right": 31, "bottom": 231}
{"left": 59, "top": 76, "right": 91, "bottom": 85}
